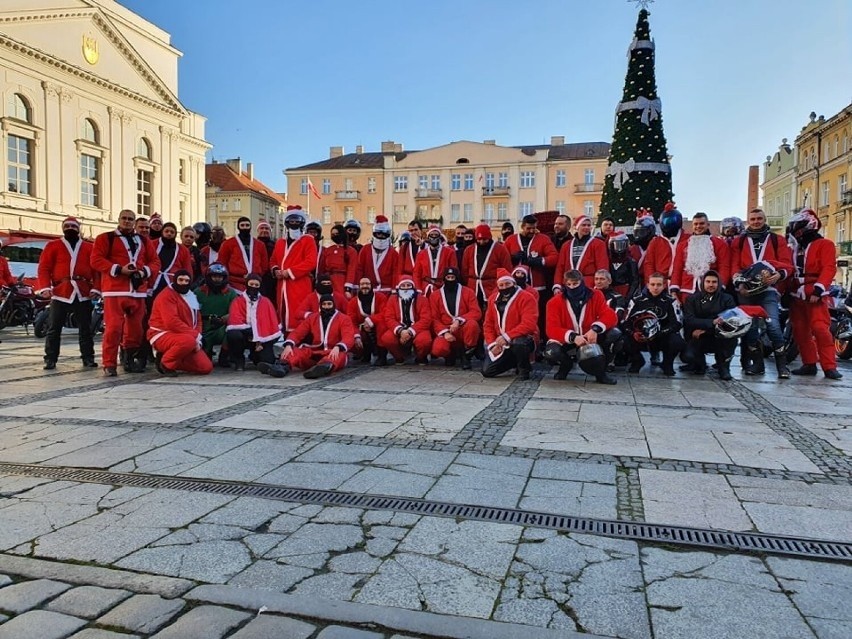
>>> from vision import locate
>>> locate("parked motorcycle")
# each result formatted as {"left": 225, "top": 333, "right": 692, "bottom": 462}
{"left": 32, "top": 295, "right": 104, "bottom": 339}
{"left": 776, "top": 286, "right": 851, "bottom": 362}
{"left": 0, "top": 275, "right": 38, "bottom": 333}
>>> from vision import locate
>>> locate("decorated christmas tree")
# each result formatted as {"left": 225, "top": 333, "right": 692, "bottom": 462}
{"left": 600, "top": 4, "right": 673, "bottom": 226}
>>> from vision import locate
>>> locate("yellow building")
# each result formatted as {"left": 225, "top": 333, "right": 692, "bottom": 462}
{"left": 0, "top": 0, "right": 210, "bottom": 238}
{"left": 285, "top": 137, "right": 610, "bottom": 236}
{"left": 206, "top": 159, "right": 286, "bottom": 237}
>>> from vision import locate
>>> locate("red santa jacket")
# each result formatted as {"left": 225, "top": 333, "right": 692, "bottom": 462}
{"left": 284, "top": 309, "right": 356, "bottom": 353}
{"left": 200, "top": 244, "right": 223, "bottom": 273}
{"left": 147, "top": 286, "right": 201, "bottom": 348}
{"left": 0, "top": 255, "right": 13, "bottom": 287}
{"left": 629, "top": 244, "right": 647, "bottom": 272}
{"left": 728, "top": 232, "right": 794, "bottom": 284}
{"left": 294, "top": 290, "right": 348, "bottom": 322}
{"left": 318, "top": 243, "right": 358, "bottom": 293}
{"left": 643, "top": 231, "right": 690, "bottom": 282}
{"left": 227, "top": 293, "right": 282, "bottom": 342}
{"left": 399, "top": 241, "right": 424, "bottom": 277}
{"left": 347, "top": 291, "right": 388, "bottom": 338}
{"left": 383, "top": 292, "right": 432, "bottom": 338}
{"left": 270, "top": 235, "right": 319, "bottom": 329}
{"left": 37, "top": 238, "right": 97, "bottom": 302}
{"left": 483, "top": 287, "right": 539, "bottom": 346}
{"left": 503, "top": 233, "right": 558, "bottom": 290}
{"left": 90, "top": 230, "right": 160, "bottom": 298}
{"left": 152, "top": 239, "right": 193, "bottom": 292}
{"left": 218, "top": 236, "right": 269, "bottom": 291}
{"left": 357, "top": 245, "right": 400, "bottom": 293}
{"left": 461, "top": 241, "right": 513, "bottom": 301}
{"left": 793, "top": 237, "right": 837, "bottom": 298}
{"left": 430, "top": 284, "right": 481, "bottom": 336}
{"left": 670, "top": 234, "right": 730, "bottom": 295}
{"left": 545, "top": 288, "right": 617, "bottom": 344}
{"left": 554, "top": 236, "right": 609, "bottom": 289}
{"left": 413, "top": 245, "right": 458, "bottom": 296}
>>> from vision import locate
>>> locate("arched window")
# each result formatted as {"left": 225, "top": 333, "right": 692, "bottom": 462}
{"left": 138, "top": 137, "right": 152, "bottom": 160}
{"left": 82, "top": 118, "right": 98, "bottom": 144}
{"left": 9, "top": 93, "right": 31, "bottom": 123}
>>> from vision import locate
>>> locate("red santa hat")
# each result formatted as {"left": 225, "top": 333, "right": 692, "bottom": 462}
{"left": 149, "top": 212, "right": 163, "bottom": 223}
{"left": 256, "top": 220, "right": 272, "bottom": 233}
{"left": 373, "top": 215, "right": 391, "bottom": 234}
{"left": 512, "top": 264, "right": 531, "bottom": 283}
{"left": 286, "top": 204, "right": 303, "bottom": 212}
{"left": 574, "top": 215, "right": 592, "bottom": 228}
{"left": 474, "top": 224, "right": 492, "bottom": 240}
{"left": 62, "top": 216, "right": 80, "bottom": 229}
{"left": 496, "top": 268, "right": 514, "bottom": 285}
{"left": 635, "top": 207, "right": 653, "bottom": 220}
{"left": 397, "top": 276, "right": 415, "bottom": 289}
{"left": 426, "top": 224, "right": 442, "bottom": 236}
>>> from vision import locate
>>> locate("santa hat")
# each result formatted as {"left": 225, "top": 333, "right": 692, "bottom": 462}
{"left": 512, "top": 264, "right": 531, "bottom": 283}
{"left": 286, "top": 204, "right": 303, "bottom": 212}
{"left": 496, "top": 268, "right": 514, "bottom": 285}
{"left": 474, "top": 224, "right": 491, "bottom": 240}
{"left": 149, "top": 212, "right": 163, "bottom": 223}
{"left": 256, "top": 220, "right": 272, "bottom": 233}
{"left": 397, "top": 276, "right": 415, "bottom": 288}
{"left": 284, "top": 207, "right": 307, "bottom": 223}
{"left": 574, "top": 215, "right": 591, "bottom": 228}
{"left": 426, "top": 224, "right": 442, "bottom": 236}
{"left": 62, "top": 216, "right": 80, "bottom": 229}
{"left": 373, "top": 215, "right": 391, "bottom": 234}
{"left": 635, "top": 208, "right": 653, "bottom": 220}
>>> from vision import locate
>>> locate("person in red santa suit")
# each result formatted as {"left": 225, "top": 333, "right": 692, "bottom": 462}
{"left": 0, "top": 242, "right": 14, "bottom": 287}
{"left": 36, "top": 216, "right": 99, "bottom": 370}
{"left": 147, "top": 270, "right": 213, "bottom": 376}
{"left": 414, "top": 225, "right": 458, "bottom": 297}
{"left": 430, "top": 267, "right": 481, "bottom": 369}
{"left": 553, "top": 215, "right": 609, "bottom": 290}
{"left": 670, "top": 212, "right": 730, "bottom": 303}
{"left": 148, "top": 212, "right": 164, "bottom": 240}
{"left": 90, "top": 209, "right": 161, "bottom": 376}
{"left": 462, "top": 224, "right": 513, "bottom": 310}
{"left": 786, "top": 210, "right": 842, "bottom": 380}
{"left": 318, "top": 223, "right": 358, "bottom": 298}
{"left": 255, "top": 220, "right": 278, "bottom": 303}
{"left": 347, "top": 276, "right": 389, "bottom": 365}
{"left": 150, "top": 222, "right": 193, "bottom": 297}
{"left": 270, "top": 206, "right": 318, "bottom": 334}
{"left": 630, "top": 209, "right": 656, "bottom": 276}
{"left": 481, "top": 269, "right": 539, "bottom": 380}
{"left": 607, "top": 232, "right": 641, "bottom": 300}
{"left": 259, "top": 294, "right": 356, "bottom": 379}
{"left": 380, "top": 277, "right": 432, "bottom": 364}
{"left": 643, "top": 202, "right": 689, "bottom": 285}
{"left": 356, "top": 215, "right": 400, "bottom": 294}
{"left": 505, "top": 214, "right": 558, "bottom": 340}
{"left": 201, "top": 225, "right": 226, "bottom": 275}
{"left": 218, "top": 216, "right": 270, "bottom": 292}
{"left": 545, "top": 269, "right": 619, "bottom": 384}
{"left": 293, "top": 272, "right": 348, "bottom": 322}
{"left": 399, "top": 219, "right": 425, "bottom": 277}
{"left": 225, "top": 273, "right": 281, "bottom": 371}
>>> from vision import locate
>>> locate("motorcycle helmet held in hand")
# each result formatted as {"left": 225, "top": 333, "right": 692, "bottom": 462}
{"left": 715, "top": 308, "right": 755, "bottom": 339}
{"left": 733, "top": 262, "right": 774, "bottom": 297}
{"left": 577, "top": 343, "right": 607, "bottom": 377}
{"left": 630, "top": 310, "right": 661, "bottom": 343}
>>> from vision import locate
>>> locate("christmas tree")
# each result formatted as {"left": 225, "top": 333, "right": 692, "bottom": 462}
{"left": 599, "top": 5, "right": 673, "bottom": 226}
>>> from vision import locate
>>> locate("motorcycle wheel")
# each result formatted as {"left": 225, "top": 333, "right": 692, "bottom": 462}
{"left": 33, "top": 309, "right": 49, "bottom": 338}
{"left": 91, "top": 313, "right": 104, "bottom": 335}
{"left": 783, "top": 324, "right": 799, "bottom": 363}
{"left": 836, "top": 338, "right": 852, "bottom": 360}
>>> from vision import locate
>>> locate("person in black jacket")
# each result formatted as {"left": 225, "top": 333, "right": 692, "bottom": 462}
{"left": 681, "top": 270, "right": 737, "bottom": 380}
{"left": 623, "top": 272, "right": 685, "bottom": 376}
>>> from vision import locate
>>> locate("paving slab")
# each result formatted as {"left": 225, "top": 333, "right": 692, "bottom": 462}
{"left": 96, "top": 594, "right": 186, "bottom": 634}
{"left": 45, "top": 585, "right": 133, "bottom": 619}
{"left": 0, "top": 609, "right": 86, "bottom": 639}
{"left": 228, "top": 615, "right": 316, "bottom": 639}
{"left": 69, "top": 631, "right": 141, "bottom": 639}
{"left": 150, "top": 604, "right": 252, "bottom": 638}
{"left": 0, "top": 578, "right": 71, "bottom": 613}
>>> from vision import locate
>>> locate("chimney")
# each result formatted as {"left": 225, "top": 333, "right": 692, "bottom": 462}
{"left": 747, "top": 165, "right": 759, "bottom": 214}
{"left": 393, "top": 143, "right": 403, "bottom": 153}
{"left": 355, "top": 145, "right": 363, "bottom": 154}
{"left": 329, "top": 146, "right": 344, "bottom": 159}
{"left": 381, "top": 140, "right": 396, "bottom": 153}
{"left": 246, "top": 163, "right": 254, "bottom": 180}
{"left": 483, "top": 139, "right": 496, "bottom": 145}
{"left": 550, "top": 135, "right": 565, "bottom": 146}
{"left": 225, "top": 158, "right": 242, "bottom": 174}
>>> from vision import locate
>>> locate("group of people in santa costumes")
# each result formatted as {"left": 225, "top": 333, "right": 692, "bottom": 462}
{"left": 31, "top": 199, "right": 843, "bottom": 383}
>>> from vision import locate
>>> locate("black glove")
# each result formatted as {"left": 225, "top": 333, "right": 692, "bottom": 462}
{"left": 511, "top": 251, "right": 525, "bottom": 265}
{"left": 527, "top": 256, "right": 544, "bottom": 268}
{"left": 129, "top": 271, "right": 145, "bottom": 291}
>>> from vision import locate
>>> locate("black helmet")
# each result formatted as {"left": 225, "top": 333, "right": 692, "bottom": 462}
{"left": 733, "top": 262, "right": 774, "bottom": 297}
{"left": 577, "top": 343, "right": 607, "bottom": 377}
{"left": 193, "top": 221, "right": 211, "bottom": 236}
{"left": 306, "top": 221, "right": 322, "bottom": 234}
{"left": 630, "top": 310, "right": 661, "bottom": 343}
{"left": 659, "top": 203, "right": 683, "bottom": 239}
{"left": 608, "top": 233, "right": 629, "bottom": 262}
{"left": 205, "top": 262, "right": 228, "bottom": 289}
{"left": 632, "top": 216, "right": 656, "bottom": 244}
{"left": 786, "top": 209, "right": 820, "bottom": 240}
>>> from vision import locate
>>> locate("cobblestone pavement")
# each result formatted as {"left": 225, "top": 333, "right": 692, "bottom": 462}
{"left": 0, "top": 329, "right": 850, "bottom": 638}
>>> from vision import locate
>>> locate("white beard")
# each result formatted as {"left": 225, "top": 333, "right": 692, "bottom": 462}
{"left": 685, "top": 235, "right": 716, "bottom": 279}
{"left": 182, "top": 290, "right": 200, "bottom": 311}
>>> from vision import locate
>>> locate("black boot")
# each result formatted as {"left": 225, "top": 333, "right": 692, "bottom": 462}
{"left": 304, "top": 362, "right": 334, "bottom": 379}
{"left": 745, "top": 346, "right": 765, "bottom": 375}
{"left": 130, "top": 349, "right": 147, "bottom": 373}
{"left": 715, "top": 354, "right": 733, "bottom": 381}
{"left": 258, "top": 361, "right": 289, "bottom": 377}
{"left": 690, "top": 353, "right": 707, "bottom": 375}
{"left": 774, "top": 348, "right": 790, "bottom": 379}
{"left": 791, "top": 363, "right": 817, "bottom": 376}
{"left": 554, "top": 358, "right": 574, "bottom": 380}
{"left": 43, "top": 358, "right": 57, "bottom": 370}
{"left": 595, "top": 372, "right": 617, "bottom": 385}
{"left": 461, "top": 351, "right": 472, "bottom": 370}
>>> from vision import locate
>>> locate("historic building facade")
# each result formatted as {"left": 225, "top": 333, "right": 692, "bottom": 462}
{"left": 206, "top": 158, "right": 286, "bottom": 236}
{"left": 760, "top": 139, "right": 797, "bottom": 233}
{"left": 0, "top": 0, "right": 210, "bottom": 238}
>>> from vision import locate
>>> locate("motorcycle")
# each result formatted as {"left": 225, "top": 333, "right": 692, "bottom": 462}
{"left": 0, "top": 275, "right": 38, "bottom": 333}
{"left": 775, "top": 286, "right": 851, "bottom": 362}
{"left": 32, "top": 295, "right": 105, "bottom": 339}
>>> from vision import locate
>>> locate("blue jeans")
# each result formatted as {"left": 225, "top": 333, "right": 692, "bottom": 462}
{"left": 744, "top": 290, "right": 784, "bottom": 349}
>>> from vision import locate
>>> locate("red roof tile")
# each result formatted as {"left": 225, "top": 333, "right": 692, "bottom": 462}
{"left": 206, "top": 163, "right": 286, "bottom": 205}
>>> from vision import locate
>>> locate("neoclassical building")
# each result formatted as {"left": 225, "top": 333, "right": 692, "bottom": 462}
{"left": 0, "top": 0, "right": 210, "bottom": 238}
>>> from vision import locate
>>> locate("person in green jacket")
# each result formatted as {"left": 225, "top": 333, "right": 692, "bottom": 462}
{"left": 194, "top": 263, "right": 238, "bottom": 366}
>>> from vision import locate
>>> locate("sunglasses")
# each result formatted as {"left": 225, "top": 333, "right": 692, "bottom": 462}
{"left": 120, "top": 216, "right": 135, "bottom": 221}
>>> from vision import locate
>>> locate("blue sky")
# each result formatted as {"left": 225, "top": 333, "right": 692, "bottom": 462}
{"left": 121, "top": 0, "right": 851, "bottom": 220}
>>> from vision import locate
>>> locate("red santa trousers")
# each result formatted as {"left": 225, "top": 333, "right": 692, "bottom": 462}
{"left": 283, "top": 346, "right": 348, "bottom": 372}
{"left": 431, "top": 321, "right": 481, "bottom": 359}
{"left": 379, "top": 329, "right": 432, "bottom": 361}
{"left": 154, "top": 333, "right": 213, "bottom": 375}
{"left": 790, "top": 297, "right": 837, "bottom": 370}
{"left": 102, "top": 297, "right": 146, "bottom": 368}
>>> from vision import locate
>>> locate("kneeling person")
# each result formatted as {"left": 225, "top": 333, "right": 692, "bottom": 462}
{"left": 147, "top": 270, "right": 213, "bottom": 376}
{"left": 624, "top": 273, "right": 686, "bottom": 376}
{"left": 681, "top": 270, "right": 737, "bottom": 379}
{"left": 261, "top": 294, "right": 355, "bottom": 379}
{"left": 430, "top": 267, "right": 481, "bottom": 369}
{"left": 481, "top": 269, "right": 538, "bottom": 380}
{"left": 225, "top": 273, "right": 282, "bottom": 371}
{"left": 544, "top": 269, "right": 619, "bottom": 384}
{"left": 380, "top": 277, "right": 433, "bottom": 364}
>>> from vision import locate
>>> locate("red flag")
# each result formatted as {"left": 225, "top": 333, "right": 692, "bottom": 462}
{"left": 307, "top": 177, "right": 321, "bottom": 200}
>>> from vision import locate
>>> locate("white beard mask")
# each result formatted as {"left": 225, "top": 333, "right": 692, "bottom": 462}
{"left": 398, "top": 289, "right": 415, "bottom": 301}
{"left": 372, "top": 237, "right": 389, "bottom": 251}
{"left": 685, "top": 234, "right": 716, "bottom": 279}
{"left": 287, "top": 228, "right": 303, "bottom": 241}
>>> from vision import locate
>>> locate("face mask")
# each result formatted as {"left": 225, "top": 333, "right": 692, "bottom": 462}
{"left": 162, "top": 236, "right": 176, "bottom": 245}
{"left": 513, "top": 276, "right": 526, "bottom": 288}
{"left": 443, "top": 278, "right": 458, "bottom": 289}
{"left": 286, "top": 228, "right": 303, "bottom": 240}
{"left": 456, "top": 238, "right": 467, "bottom": 248}
{"left": 398, "top": 289, "right": 415, "bottom": 301}
{"left": 320, "top": 307, "right": 335, "bottom": 318}
{"left": 499, "top": 286, "right": 516, "bottom": 301}
{"left": 63, "top": 229, "right": 80, "bottom": 242}
{"left": 246, "top": 287, "right": 260, "bottom": 301}
{"left": 331, "top": 234, "right": 344, "bottom": 245}
{"left": 238, "top": 228, "right": 251, "bottom": 238}
{"left": 427, "top": 236, "right": 441, "bottom": 247}
{"left": 372, "top": 237, "right": 389, "bottom": 250}
{"left": 149, "top": 228, "right": 162, "bottom": 239}
{"left": 316, "top": 282, "right": 333, "bottom": 295}
{"left": 207, "top": 277, "right": 225, "bottom": 291}
{"left": 173, "top": 283, "right": 191, "bottom": 295}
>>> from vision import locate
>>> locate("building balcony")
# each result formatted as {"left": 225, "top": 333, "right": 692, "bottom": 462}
{"left": 766, "top": 216, "right": 785, "bottom": 229}
{"left": 481, "top": 216, "right": 511, "bottom": 226}
{"left": 414, "top": 188, "right": 443, "bottom": 200}
{"left": 575, "top": 183, "right": 603, "bottom": 193}
{"left": 335, "top": 190, "right": 361, "bottom": 201}
{"left": 837, "top": 240, "right": 852, "bottom": 256}
{"left": 841, "top": 190, "right": 852, "bottom": 208}
{"left": 482, "top": 186, "right": 510, "bottom": 198}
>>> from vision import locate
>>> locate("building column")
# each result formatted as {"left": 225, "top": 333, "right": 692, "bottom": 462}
{"left": 41, "top": 81, "right": 62, "bottom": 214}
{"left": 57, "top": 87, "right": 75, "bottom": 217}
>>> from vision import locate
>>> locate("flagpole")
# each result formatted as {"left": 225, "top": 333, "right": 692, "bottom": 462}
{"left": 306, "top": 175, "right": 311, "bottom": 218}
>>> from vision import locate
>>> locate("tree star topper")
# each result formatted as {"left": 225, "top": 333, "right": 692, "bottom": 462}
{"left": 629, "top": 0, "right": 655, "bottom": 9}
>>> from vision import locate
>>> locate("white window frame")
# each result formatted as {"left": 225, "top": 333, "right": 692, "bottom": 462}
{"left": 839, "top": 175, "right": 847, "bottom": 201}
{"left": 367, "top": 176, "right": 377, "bottom": 193}
{"left": 431, "top": 175, "right": 441, "bottom": 191}
{"left": 450, "top": 203, "right": 460, "bottom": 222}
{"left": 498, "top": 172, "right": 509, "bottom": 188}
{"left": 367, "top": 206, "right": 376, "bottom": 224}
{"left": 584, "top": 168, "right": 595, "bottom": 184}
{"left": 555, "top": 169, "right": 566, "bottom": 188}
{"left": 583, "top": 200, "right": 594, "bottom": 216}
{"left": 322, "top": 178, "right": 331, "bottom": 195}
{"left": 555, "top": 201, "right": 565, "bottom": 214}
{"left": 821, "top": 181, "right": 830, "bottom": 207}
{"left": 519, "top": 202, "right": 533, "bottom": 216}
{"left": 485, "top": 172, "right": 495, "bottom": 188}
{"left": 136, "top": 168, "right": 153, "bottom": 217}
{"left": 322, "top": 206, "right": 332, "bottom": 224}
{"left": 394, "top": 175, "right": 408, "bottom": 192}
{"left": 233, "top": 198, "right": 242, "bottom": 212}
{"left": 419, "top": 175, "right": 429, "bottom": 190}
{"left": 300, "top": 177, "right": 308, "bottom": 195}
{"left": 80, "top": 153, "right": 99, "bottom": 207}
{"left": 463, "top": 203, "right": 473, "bottom": 222}
{"left": 393, "top": 205, "right": 407, "bottom": 223}
{"left": 463, "top": 173, "right": 474, "bottom": 190}
{"left": 451, "top": 174, "right": 461, "bottom": 191}
{"left": 497, "top": 202, "right": 508, "bottom": 220}
{"left": 520, "top": 171, "right": 535, "bottom": 188}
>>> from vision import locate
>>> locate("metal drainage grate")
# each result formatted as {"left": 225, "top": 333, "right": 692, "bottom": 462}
{"left": 1, "top": 462, "right": 850, "bottom": 563}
